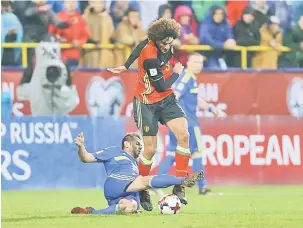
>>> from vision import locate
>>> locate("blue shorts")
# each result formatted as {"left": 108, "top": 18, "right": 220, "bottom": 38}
{"left": 103, "top": 176, "right": 140, "bottom": 210}
{"left": 166, "top": 125, "right": 202, "bottom": 153}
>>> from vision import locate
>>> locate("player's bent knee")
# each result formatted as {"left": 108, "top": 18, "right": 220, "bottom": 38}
{"left": 125, "top": 200, "right": 138, "bottom": 213}
{"left": 118, "top": 199, "right": 128, "bottom": 210}
{"left": 176, "top": 129, "right": 189, "bottom": 143}
{"left": 126, "top": 175, "right": 152, "bottom": 192}
{"left": 118, "top": 199, "right": 137, "bottom": 213}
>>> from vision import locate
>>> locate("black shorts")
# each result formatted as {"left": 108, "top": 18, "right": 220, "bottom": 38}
{"left": 133, "top": 94, "right": 186, "bottom": 136}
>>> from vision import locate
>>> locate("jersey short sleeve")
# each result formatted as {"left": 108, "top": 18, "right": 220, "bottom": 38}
{"left": 92, "top": 146, "right": 121, "bottom": 162}
{"left": 141, "top": 42, "right": 157, "bottom": 61}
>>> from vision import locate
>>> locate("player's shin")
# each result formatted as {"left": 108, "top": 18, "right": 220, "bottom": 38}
{"left": 149, "top": 175, "right": 185, "bottom": 188}
{"left": 157, "top": 154, "right": 175, "bottom": 175}
{"left": 175, "top": 145, "right": 190, "bottom": 177}
{"left": 139, "top": 155, "right": 153, "bottom": 176}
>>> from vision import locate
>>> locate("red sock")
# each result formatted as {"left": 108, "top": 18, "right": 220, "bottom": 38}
{"left": 175, "top": 146, "right": 190, "bottom": 177}
{"left": 139, "top": 158, "right": 152, "bottom": 176}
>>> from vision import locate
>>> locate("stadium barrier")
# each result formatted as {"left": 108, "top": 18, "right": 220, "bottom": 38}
{"left": 1, "top": 116, "right": 126, "bottom": 191}
{"left": 1, "top": 116, "right": 303, "bottom": 191}
{"left": 2, "top": 69, "right": 303, "bottom": 117}
{"left": 1, "top": 42, "right": 291, "bottom": 69}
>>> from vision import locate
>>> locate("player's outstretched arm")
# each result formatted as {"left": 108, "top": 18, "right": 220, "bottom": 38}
{"left": 74, "top": 132, "right": 97, "bottom": 163}
{"left": 124, "top": 38, "right": 148, "bottom": 69}
{"left": 198, "top": 97, "right": 219, "bottom": 117}
{"left": 143, "top": 59, "right": 184, "bottom": 92}
{"left": 107, "top": 39, "right": 148, "bottom": 74}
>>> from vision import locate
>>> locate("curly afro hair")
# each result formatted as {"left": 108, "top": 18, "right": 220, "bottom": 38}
{"left": 147, "top": 18, "right": 181, "bottom": 42}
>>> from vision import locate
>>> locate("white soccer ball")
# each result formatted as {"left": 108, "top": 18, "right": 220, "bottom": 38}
{"left": 158, "top": 194, "right": 181, "bottom": 215}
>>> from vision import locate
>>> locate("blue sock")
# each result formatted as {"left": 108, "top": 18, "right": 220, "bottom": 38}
{"left": 157, "top": 155, "right": 175, "bottom": 175}
{"left": 192, "top": 157, "right": 206, "bottom": 189}
{"left": 150, "top": 174, "right": 185, "bottom": 188}
{"left": 92, "top": 204, "right": 117, "bottom": 215}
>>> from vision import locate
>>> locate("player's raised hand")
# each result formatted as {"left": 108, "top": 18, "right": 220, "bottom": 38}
{"left": 173, "top": 62, "right": 184, "bottom": 75}
{"left": 107, "top": 66, "right": 127, "bottom": 74}
{"left": 74, "top": 132, "right": 84, "bottom": 147}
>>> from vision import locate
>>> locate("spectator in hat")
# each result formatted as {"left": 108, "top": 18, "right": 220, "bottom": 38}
{"left": 199, "top": 5, "right": 236, "bottom": 68}
{"left": 233, "top": 6, "right": 260, "bottom": 67}
{"left": 251, "top": 0, "right": 274, "bottom": 29}
{"left": 158, "top": 4, "right": 172, "bottom": 19}
{"left": 173, "top": 5, "right": 199, "bottom": 65}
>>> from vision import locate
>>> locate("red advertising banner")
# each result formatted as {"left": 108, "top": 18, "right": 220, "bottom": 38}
{"left": 126, "top": 116, "right": 303, "bottom": 185}
{"left": 1, "top": 70, "right": 303, "bottom": 117}
{"left": 1, "top": 70, "right": 303, "bottom": 185}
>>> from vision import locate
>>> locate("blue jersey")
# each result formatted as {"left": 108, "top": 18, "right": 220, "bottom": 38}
{"left": 173, "top": 69, "right": 199, "bottom": 126}
{"left": 92, "top": 146, "right": 139, "bottom": 178}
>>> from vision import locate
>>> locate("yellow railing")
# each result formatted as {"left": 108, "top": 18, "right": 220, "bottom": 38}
{"left": 1, "top": 42, "right": 291, "bottom": 69}
{"left": 178, "top": 45, "right": 291, "bottom": 69}
{"left": 1, "top": 43, "right": 132, "bottom": 68}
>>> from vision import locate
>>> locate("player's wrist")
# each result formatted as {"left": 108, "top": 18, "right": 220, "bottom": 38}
{"left": 207, "top": 106, "right": 213, "bottom": 113}
{"left": 78, "top": 144, "right": 85, "bottom": 149}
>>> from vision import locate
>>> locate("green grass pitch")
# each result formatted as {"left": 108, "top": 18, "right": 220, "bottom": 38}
{"left": 2, "top": 186, "right": 303, "bottom": 228}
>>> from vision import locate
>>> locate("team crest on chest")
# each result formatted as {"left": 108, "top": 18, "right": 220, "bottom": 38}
{"left": 165, "top": 62, "right": 170, "bottom": 71}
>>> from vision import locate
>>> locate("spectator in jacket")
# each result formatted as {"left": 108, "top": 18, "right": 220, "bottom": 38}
{"left": 252, "top": 16, "right": 282, "bottom": 69}
{"left": 226, "top": 0, "right": 249, "bottom": 28}
{"left": 79, "top": 0, "right": 115, "bottom": 68}
{"left": 158, "top": 4, "right": 172, "bottom": 19}
{"left": 251, "top": 0, "right": 274, "bottom": 29}
{"left": 13, "top": 0, "right": 69, "bottom": 85}
{"left": 113, "top": 8, "right": 146, "bottom": 67}
{"left": 49, "top": 0, "right": 90, "bottom": 67}
{"left": 174, "top": 5, "right": 199, "bottom": 65}
{"left": 110, "top": 0, "right": 140, "bottom": 28}
{"left": 1, "top": 1, "right": 23, "bottom": 66}
{"left": 13, "top": 0, "right": 69, "bottom": 60}
{"left": 233, "top": 6, "right": 260, "bottom": 67}
{"left": 199, "top": 6, "right": 236, "bottom": 68}
{"left": 279, "top": 16, "right": 303, "bottom": 68}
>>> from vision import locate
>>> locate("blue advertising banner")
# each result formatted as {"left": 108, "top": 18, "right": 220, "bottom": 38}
{"left": 1, "top": 116, "right": 126, "bottom": 191}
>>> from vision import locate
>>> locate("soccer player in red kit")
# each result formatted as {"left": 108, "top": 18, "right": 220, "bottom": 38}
{"left": 108, "top": 18, "right": 195, "bottom": 211}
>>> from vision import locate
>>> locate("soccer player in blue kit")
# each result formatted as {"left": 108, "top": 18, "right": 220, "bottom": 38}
{"left": 71, "top": 132, "right": 204, "bottom": 215}
{"left": 157, "top": 53, "right": 219, "bottom": 195}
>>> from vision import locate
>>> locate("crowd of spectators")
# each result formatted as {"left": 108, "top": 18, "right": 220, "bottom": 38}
{"left": 1, "top": 0, "right": 303, "bottom": 69}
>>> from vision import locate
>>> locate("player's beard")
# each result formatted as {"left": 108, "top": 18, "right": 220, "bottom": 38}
{"left": 132, "top": 147, "right": 141, "bottom": 159}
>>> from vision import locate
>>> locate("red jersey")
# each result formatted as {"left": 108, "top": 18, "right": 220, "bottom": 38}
{"left": 134, "top": 41, "right": 174, "bottom": 104}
